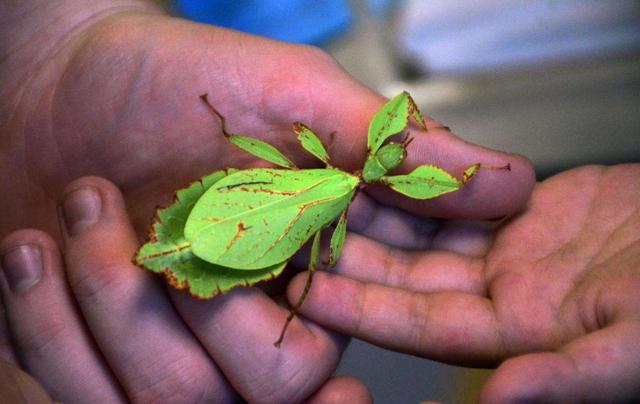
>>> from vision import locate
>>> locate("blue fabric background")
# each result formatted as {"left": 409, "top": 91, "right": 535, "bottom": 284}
{"left": 175, "top": 0, "right": 353, "bottom": 45}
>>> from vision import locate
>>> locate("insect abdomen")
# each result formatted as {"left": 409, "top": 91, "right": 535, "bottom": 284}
{"left": 185, "top": 168, "right": 359, "bottom": 269}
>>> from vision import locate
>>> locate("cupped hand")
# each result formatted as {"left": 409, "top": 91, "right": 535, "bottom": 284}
{"left": 1, "top": 5, "right": 535, "bottom": 403}
{"left": 290, "top": 164, "right": 640, "bottom": 403}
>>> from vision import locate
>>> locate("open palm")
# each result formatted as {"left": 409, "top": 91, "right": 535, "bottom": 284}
{"left": 295, "top": 164, "right": 640, "bottom": 403}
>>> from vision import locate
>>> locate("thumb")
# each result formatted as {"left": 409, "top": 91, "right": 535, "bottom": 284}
{"left": 195, "top": 29, "right": 535, "bottom": 220}
{"left": 480, "top": 321, "right": 640, "bottom": 403}
{"left": 0, "top": 357, "right": 54, "bottom": 403}
{"left": 291, "top": 67, "right": 535, "bottom": 220}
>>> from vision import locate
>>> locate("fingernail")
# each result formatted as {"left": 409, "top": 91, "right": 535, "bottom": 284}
{"left": 1, "top": 245, "right": 43, "bottom": 294}
{"left": 62, "top": 186, "right": 102, "bottom": 236}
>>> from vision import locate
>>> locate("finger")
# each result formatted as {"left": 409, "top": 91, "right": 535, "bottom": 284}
{"left": 329, "top": 233, "right": 485, "bottom": 294}
{"left": 346, "top": 193, "right": 438, "bottom": 250}
{"left": 306, "top": 376, "right": 372, "bottom": 404}
{"left": 480, "top": 321, "right": 640, "bottom": 404}
{"left": 170, "top": 286, "right": 348, "bottom": 404}
{"left": 0, "top": 298, "right": 17, "bottom": 364}
{"left": 60, "top": 176, "right": 235, "bottom": 402}
{"left": 0, "top": 229, "right": 124, "bottom": 402}
{"left": 290, "top": 75, "right": 535, "bottom": 220}
{"left": 0, "top": 356, "right": 53, "bottom": 404}
{"left": 242, "top": 46, "right": 535, "bottom": 220}
{"left": 347, "top": 193, "right": 496, "bottom": 254}
{"left": 364, "top": 133, "right": 535, "bottom": 220}
{"left": 289, "top": 271, "right": 503, "bottom": 366}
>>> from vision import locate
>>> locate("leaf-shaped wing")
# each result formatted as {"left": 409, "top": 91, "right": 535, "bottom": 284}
{"left": 185, "top": 168, "right": 359, "bottom": 270}
{"left": 382, "top": 164, "right": 462, "bottom": 199}
{"left": 368, "top": 91, "right": 426, "bottom": 155}
{"left": 293, "top": 122, "right": 330, "bottom": 165}
{"left": 134, "top": 169, "right": 286, "bottom": 299}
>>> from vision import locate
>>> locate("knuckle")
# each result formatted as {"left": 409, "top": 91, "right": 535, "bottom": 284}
{"left": 68, "top": 262, "right": 129, "bottom": 303}
{"left": 62, "top": 175, "right": 116, "bottom": 196}
{"left": 352, "top": 285, "right": 369, "bottom": 336}
{"left": 348, "top": 198, "right": 378, "bottom": 234}
{"left": 17, "top": 315, "right": 68, "bottom": 358}
{"left": 0, "top": 229, "right": 56, "bottom": 252}
{"left": 411, "top": 218, "right": 438, "bottom": 248}
{"left": 407, "top": 295, "right": 430, "bottom": 353}
{"left": 380, "top": 245, "right": 413, "bottom": 287}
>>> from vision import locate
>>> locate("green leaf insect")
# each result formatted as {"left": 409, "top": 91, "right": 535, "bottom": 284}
{"left": 134, "top": 91, "right": 510, "bottom": 347}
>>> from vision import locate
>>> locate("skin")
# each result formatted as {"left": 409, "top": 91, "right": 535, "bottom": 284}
{"left": 0, "top": 0, "right": 538, "bottom": 402}
{"left": 291, "top": 164, "right": 640, "bottom": 403}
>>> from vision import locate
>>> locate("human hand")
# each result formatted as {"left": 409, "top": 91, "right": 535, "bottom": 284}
{"left": 1, "top": 3, "right": 535, "bottom": 402}
{"left": 290, "top": 164, "right": 640, "bottom": 403}
{"left": 1, "top": 5, "right": 533, "bottom": 241}
{"left": 0, "top": 176, "right": 374, "bottom": 403}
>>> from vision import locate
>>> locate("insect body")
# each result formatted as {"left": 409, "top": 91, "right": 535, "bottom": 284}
{"left": 135, "top": 92, "right": 509, "bottom": 347}
{"left": 186, "top": 168, "right": 358, "bottom": 269}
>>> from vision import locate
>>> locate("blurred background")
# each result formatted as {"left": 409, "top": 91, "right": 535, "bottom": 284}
{"left": 173, "top": 0, "right": 640, "bottom": 402}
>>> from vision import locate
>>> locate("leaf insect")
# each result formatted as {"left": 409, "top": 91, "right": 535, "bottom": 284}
{"left": 135, "top": 92, "right": 510, "bottom": 347}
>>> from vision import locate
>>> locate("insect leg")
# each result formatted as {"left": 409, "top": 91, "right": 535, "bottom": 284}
{"left": 200, "top": 94, "right": 297, "bottom": 169}
{"left": 273, "top": 230, "right": 322, "bottom": 347}
{"left": 462, "top": 163, "right": 512, "bottom": 184}
{"left": 328, "top": 209, "right": 348, "bottom": 267}
{"left": 292, "top": 122, "right": 332, "bottom": 167}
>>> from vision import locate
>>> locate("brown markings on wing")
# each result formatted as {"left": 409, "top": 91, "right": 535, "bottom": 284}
{"left": 139, "top": 169, "right": 235, "bottom": 253}
{"left": 200, "top": 174, "right": 342, "bottom": 231}
{"left": 162, "top": 269, "right": 222, "bottom": 300}
{"left": 370, "top": 109, "right": 395, "bottom": 152}
{"left": 135, "top": 244, "right": 191, "bottom": 264}
{"left": 216, "top": 180, "right": 273, "bottom": 191}
{"left": 249, "top": 196, "right": 337, "bottom": 265}
{"left": 201, "top": 217, "right": 222, "bottom": 223}
{"left": 406, "top": 92, "right": 426, "bottom": 129}
{"left": 236, "top": 187, "right": 298, "bottom": 195}
{"left": 163, "top": 268, "right": 188, "bottom": 289}
{"left": 222, "top": 221, "right": 249, "bottom": 254}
